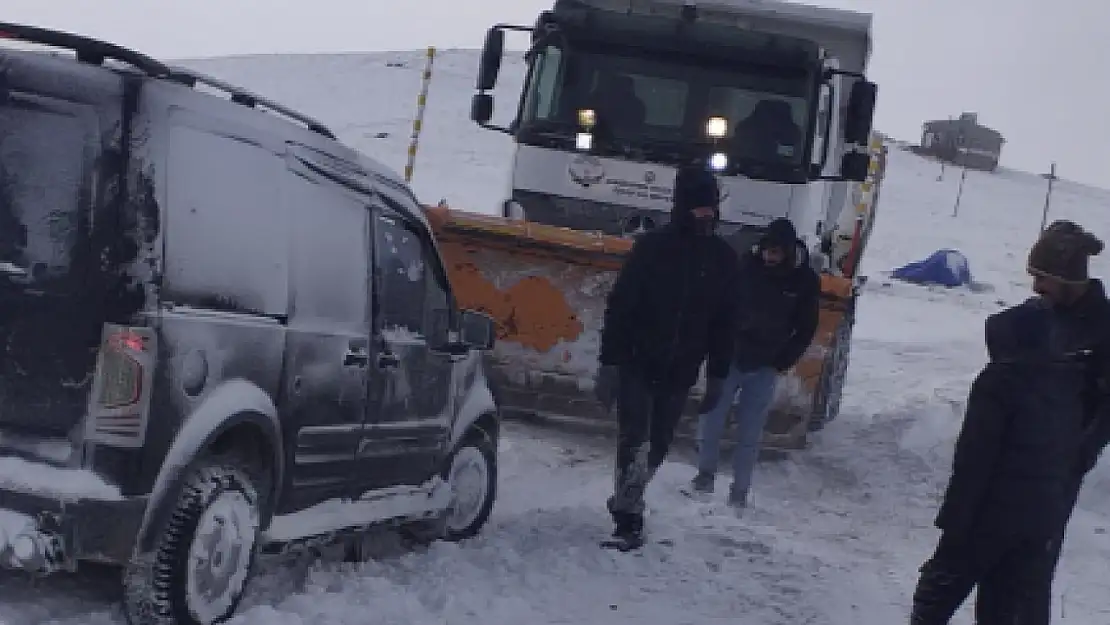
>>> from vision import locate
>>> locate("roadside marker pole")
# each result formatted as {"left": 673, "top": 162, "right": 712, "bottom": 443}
{"left": 404, "top": 46, "right": 436, "bottom": 183}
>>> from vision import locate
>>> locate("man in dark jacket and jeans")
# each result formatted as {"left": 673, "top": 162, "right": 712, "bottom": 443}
{"left": 594, "top": 164, "right": 741, "bottom": 549}
{"left": 1022, "top": 220, "right": 1110, "bottom": 620}
{"left": 687, "top": 217, "right": 819, "bottom": 508}
{"left": 909, "top": 302, "right": 1086, "bottom": 625}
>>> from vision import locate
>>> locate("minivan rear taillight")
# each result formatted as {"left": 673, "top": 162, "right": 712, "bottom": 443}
{"left": 98, "top": 345, "right": 142, "bottom": 409}
{"left": 85, "top": 325, "right": 156, "bottom": 448}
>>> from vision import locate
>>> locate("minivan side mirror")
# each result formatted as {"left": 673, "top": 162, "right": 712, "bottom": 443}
{"left": 843, "top": 80, "right": 878, "bottom": 146}
{"left": 477, "top": 27, "right": 505, "bottom": 92}
{"left": 460, "top": 309, "right": 496, "bottom": 351}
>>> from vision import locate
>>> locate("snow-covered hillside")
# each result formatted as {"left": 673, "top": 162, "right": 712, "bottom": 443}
{"left": 2, "top": 50, "right": 1109, "bottom": 624}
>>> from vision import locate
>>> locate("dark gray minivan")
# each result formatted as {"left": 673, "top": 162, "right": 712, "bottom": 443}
{"left": 0, "top": 22, "right": 500, "bottom": 625}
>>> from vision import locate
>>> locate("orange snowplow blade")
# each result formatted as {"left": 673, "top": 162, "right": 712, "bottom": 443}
{"left": 424, "top": 205, "right": 856, "bottom": 450}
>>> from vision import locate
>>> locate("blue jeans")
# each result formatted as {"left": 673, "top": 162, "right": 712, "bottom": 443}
{"left": 696, "top": 365, "right": 779, "bottom": 497}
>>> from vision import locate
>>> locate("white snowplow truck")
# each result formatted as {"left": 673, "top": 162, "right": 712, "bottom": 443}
{"left": 424, "top": 0, "right": 888, "bottom": 449}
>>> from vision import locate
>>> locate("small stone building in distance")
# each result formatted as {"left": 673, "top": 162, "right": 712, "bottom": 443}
{"left": 917, "top": 112, "right": 1004, "bottom": 172}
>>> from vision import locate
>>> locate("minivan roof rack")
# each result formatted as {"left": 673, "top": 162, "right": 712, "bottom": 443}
{"left": 166, "top": 67, "right": 336, "bottom": 139}
{"left": 0, "top": 21, "right": 172, "bottom": 76}
{"left": 0, "top": 21, "right": 336, "bottom": 139}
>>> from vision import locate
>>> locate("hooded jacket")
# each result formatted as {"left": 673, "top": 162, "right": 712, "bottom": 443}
{"left": 731, "top": 218, "right": 821, "bottom": 372}
{"left": 935, "top": 302, "right": 1086, "bottom": 539}
{"left": 598, "top": 167, "right": 741, "bottom": 389}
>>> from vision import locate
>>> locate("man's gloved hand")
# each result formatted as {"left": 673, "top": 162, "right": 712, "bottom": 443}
{"left": 594, "top": 365, "right": 621, "bottom": 411}
{"left": 697, "top": 377, "right": 725, "bottom": 414}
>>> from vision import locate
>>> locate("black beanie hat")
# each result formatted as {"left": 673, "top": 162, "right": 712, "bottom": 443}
{"left": 672, "top": 165, "right": 720, "bottom": 215}
{"left": 760, "top": 217, "right": 797, "bottom": 249}
{"left": 1027, "top": 220, "right": 1104, "bottom": 284}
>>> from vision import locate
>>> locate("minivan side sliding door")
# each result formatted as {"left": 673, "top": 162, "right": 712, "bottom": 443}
{"left": 278, "top": 164, "right": 373, "bottom": 512}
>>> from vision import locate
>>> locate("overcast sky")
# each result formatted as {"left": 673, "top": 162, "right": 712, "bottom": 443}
{"left": 4, "top": 0, "right": 1106, "bottom": 188}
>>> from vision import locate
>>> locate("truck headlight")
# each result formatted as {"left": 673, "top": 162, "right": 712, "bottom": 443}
{"left": 709, "top": 152, "right": 728, "bottom": 171}
{"left": 575, "top": 132, "right": 593, "bottom": 151}
{"left": 577, "top": 109, "right": 596, "bottom": 130}
{"left": 705, "top": 116, "right": 728, "bottom": 139}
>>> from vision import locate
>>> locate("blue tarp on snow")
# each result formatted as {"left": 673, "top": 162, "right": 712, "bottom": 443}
{"left": 892, "top": 249, "right": 972, "bottom": 288}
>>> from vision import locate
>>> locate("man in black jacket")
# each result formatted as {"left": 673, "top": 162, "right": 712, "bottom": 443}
{"left": 909, "top": 302, "right": 1086, "bottom": 625}
{"left": 687, "top": 217, "right": 819, "bottom": 509}
{"left": 594, "top": 164, "right": 741, "bottom": 549}
{"left": 1022, "top": 220, "right": 1110, "bottom": 620}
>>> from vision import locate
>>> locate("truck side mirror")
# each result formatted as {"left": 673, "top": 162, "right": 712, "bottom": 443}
{"left": 471, "top": 94, "right": 494, "bottom": 125}
{"left": 840, "top": 151, "right": 870, "bottom": 182}
{"left": 843, "top": 80, "right": 878, "bottom": 145}
{"left": 477, "top": 27, "right": 505, "bottom": 91}
{"left": 460, "top": 310, "right": 496, "bottom": 350}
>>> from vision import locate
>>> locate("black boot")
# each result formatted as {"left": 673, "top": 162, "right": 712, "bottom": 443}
{"left": 606, "top": 529, "right": 644, "bottom": 551}
{"left": 602, "top": 500, "right": 645, "bottom": 551}
{"left": 909, "top": 563, "right": 973, "bottom": 625}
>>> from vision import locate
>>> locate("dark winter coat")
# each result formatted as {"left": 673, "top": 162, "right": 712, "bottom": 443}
{"left": 732, "top": 231, "right": 820, "bottom": 372}
{"left": 1045, "top": 279, "right": 1110, "bottom": 475}
{"left": 598, "top": 207, "right": 741, "bottom": 390}
{"left": 935, "top": 302, "right": 1086, "bottom": 540}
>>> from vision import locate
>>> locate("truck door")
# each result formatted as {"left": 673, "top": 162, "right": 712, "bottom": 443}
{"left": 357, "top": 201, "right": 454, "bottom": 490}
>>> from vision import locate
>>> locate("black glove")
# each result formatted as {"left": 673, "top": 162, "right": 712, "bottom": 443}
{"left": 697, "top": 377, "right": 726, "bottom": 414}
{"left": 594, "top": 365, "right": 620, "bottom": 411}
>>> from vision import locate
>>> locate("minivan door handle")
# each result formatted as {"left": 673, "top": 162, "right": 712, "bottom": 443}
{"left": 377, "top": 351, "right": 401, "bottom": 370}
{"left": 343, "top": 341, "right": 370, "bottom": 368}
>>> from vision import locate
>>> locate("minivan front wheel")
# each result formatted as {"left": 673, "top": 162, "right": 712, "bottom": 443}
{"left": 123, "top": 454, "right": 262, "bottom": 625}
{"left": 444, "top": 431, "right": 497, "bottom": 541}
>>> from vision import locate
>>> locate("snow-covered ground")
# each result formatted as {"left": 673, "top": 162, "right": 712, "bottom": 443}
{"left": 3, "top": 49, "right": 1110, "bottom": 624}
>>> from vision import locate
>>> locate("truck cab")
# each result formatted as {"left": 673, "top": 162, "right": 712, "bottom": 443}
{"left": 470, "top": 0, "right": 878, "bottom": 265}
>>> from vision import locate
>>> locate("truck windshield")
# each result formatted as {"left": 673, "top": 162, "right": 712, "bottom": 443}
{"left": 519, "top": 42, "right": 813, "bottom": 169}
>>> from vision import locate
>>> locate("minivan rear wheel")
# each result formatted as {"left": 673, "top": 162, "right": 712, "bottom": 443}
{"left": 122, "top": 453, "right": 262, "bottom": 625}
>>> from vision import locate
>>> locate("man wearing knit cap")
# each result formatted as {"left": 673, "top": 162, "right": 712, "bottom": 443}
{"left": 909, "top": 301, "right": 1087, "bottom": 625}
{"left": 594, "top": 164, "right": 741, "bottom": 550}
{"left": 1024, "top": 219, "right": 1110, "bottom": 620}
{"left": 685, "top": 216, "right": 820, "bottom": 509}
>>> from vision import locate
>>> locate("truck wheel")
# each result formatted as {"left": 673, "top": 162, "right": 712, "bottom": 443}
{"left": 809, "top": 319, "right": 853, "bottom": 432}
{"left": 444, "top": 429, "right": 498, "bottom": 541}
{"left": 123, "top": 454, "right": 262, "bottom": 625}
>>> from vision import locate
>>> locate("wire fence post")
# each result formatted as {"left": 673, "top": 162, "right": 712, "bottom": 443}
{"left": 1039, "top": 162, "right": 1058, "bottom": 232}
{"left": 404, "top": 46, "right": 436, "bottom": 183}
{"left": 952, "top": 167, "right": 968, "bottom": 217}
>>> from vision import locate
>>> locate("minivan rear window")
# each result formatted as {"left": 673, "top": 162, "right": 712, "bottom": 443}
{"left": 0, "top": 93, "right": 93, "bottom": 285}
